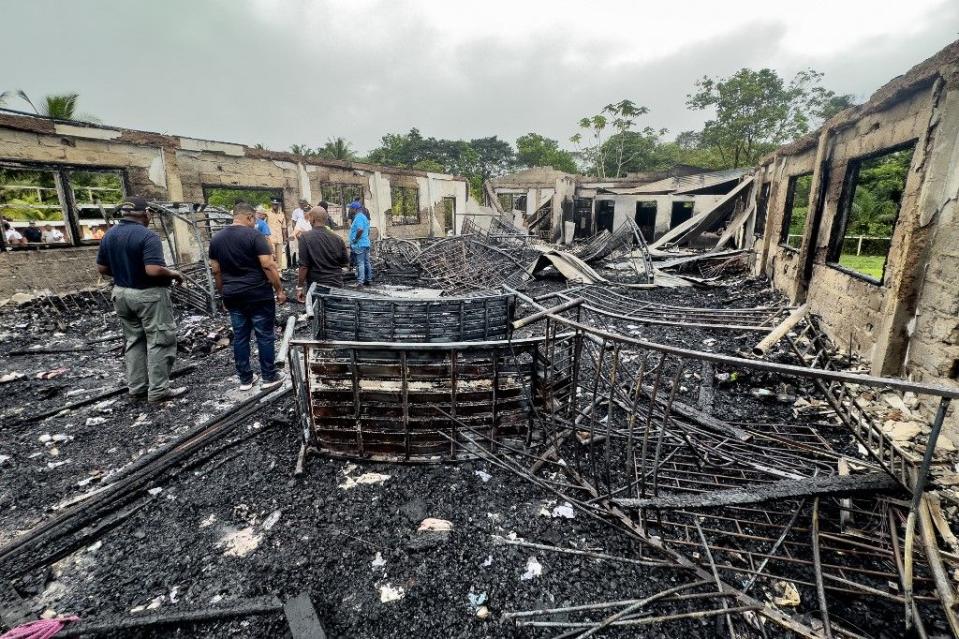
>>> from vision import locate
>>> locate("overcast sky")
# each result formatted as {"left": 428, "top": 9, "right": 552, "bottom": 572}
{"left": 2, "top": 0, "right": 957, "bottom": 154}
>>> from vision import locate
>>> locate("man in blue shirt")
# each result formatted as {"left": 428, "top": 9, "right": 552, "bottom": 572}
{"left": 349, "top": 205, "right": 372, "bottom": 286}
{"left": 95, "top": 197, "right": 188, "bottom": 403}
{"left": 254, "top": 207, "right": 271, "bottom": 237}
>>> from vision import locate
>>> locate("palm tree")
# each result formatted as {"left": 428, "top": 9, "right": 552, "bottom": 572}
{"left": 320, "top": 137, "right": 356, "bottom": 161}
{"left": 0, "top": 90, "right": 99, "bottom": 122}
{"left": 289, "top": 144, "right": 318, "bottom": 157}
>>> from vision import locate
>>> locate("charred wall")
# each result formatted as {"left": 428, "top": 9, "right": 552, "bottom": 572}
{"left": 0, "top": 114, "right": 467, "bottom": 299}
{"left": 757, "top": 39, "right": 959, "bottom": 427}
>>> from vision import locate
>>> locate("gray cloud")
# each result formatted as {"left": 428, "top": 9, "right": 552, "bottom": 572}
{"left": 1, "top": 0, "right": 956, "bottom": 155}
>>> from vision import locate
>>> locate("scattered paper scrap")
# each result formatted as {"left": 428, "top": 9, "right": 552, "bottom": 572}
{"left": 521, "top": 556, "right": 543, "bottom": 580}
{"left": 418, "top": 518, "right": 453, "bottom": 532}
{"left": 379, "top": 584, "right": 405, "bottom": 603}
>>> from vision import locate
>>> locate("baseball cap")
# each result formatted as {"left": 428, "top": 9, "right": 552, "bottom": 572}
{"left": 116, "top": 196, "right": 149, "bottom": 213}
{"left": 348, "top": 201, "right": 362, "bottom": 210}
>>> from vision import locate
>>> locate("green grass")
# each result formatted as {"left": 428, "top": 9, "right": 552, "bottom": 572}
{"left": 837, "top": 253, "right": 886, "bottom": 280}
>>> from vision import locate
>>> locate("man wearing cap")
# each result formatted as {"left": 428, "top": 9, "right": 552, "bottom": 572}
{"left": 266, "top": 198, "right": 287, "bottom": 269}
{"left": 95, "top": 197, "right": 188, "bottom": 403}
{"left": 349, "top": 204, "right": 373, "bottom": 286}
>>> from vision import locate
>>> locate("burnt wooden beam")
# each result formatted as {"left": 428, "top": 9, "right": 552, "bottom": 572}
{"left": 612, "top": 472, "right": 900, "bottom": 510}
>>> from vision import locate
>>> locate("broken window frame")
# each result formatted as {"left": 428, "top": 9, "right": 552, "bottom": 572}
{"left": 201, "top": 186, "right": 282, "bottom": 211}
{"left": 319, "top": 182, "right": 364, "bottom": 229}
{"left": 441, "top": 196, "right": 456, "bottom": 232}
{"left": 388, "top": 185, "right": 421, "bottom": 226}
{"left": 0, "top": 160, "right": 129, "bottom": 250}
{"left": 825, "top": 141, "right": 916, "bottom": 285}
{"left": 778, "top": 172, "right": 813, "bottom": 252}
{"left": 754, "top": 182, "right": 770, "bottom": 236}
{"left": 67, "top": 169, "right": 127, "bottom": 243}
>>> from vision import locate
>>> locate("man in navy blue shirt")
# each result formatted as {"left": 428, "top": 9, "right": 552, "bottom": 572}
{"left": 95, "top": 197, "right": 188, "bottom": 403}
{"left": 209, "top": 201, "right": 287, "bottom": 392}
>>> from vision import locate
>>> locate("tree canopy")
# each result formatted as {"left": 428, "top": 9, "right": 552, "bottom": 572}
{"left": 0, "top": 90, "right": 99, "bottom": 123}
{"left": 686, "top": 68, "right": 850, "bottom": 167}
{"left": 515, "top": 133, "right": 577, "bottom": 173}
{"left": 364, "top": 128, "right": 516, "bottom": 197}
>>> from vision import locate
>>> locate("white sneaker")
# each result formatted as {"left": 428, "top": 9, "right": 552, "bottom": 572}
{"left": 260, "top": 374, "right": 285, "bottom": 392}
{"left": 239, "top": 374, "right": 260, "bottom": 391}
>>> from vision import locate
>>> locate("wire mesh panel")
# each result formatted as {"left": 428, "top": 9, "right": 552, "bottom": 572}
{"left": 311, "top": 292, "right": 515, "bottom": 342}
{"left": 292, "top": 333, "right": 574, "bottom": 462}
{"left": 414, "top": 236, "right": 535, "bottom": 293}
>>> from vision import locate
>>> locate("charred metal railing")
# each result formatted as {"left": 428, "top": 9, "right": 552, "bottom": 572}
{"left": 414, "top": 235, "right": 534, "bottom": 293}
{"left": 786, "top": 315, "right": 921, "bottom": 489}
{"left": 289, "top": 333, "right": 574, "bottom": 462}
{"left": 571, "top": 218, "right": 654, "bottom": 284}
{"left": 481, "top": 288, "right": 959, "bottom": 637}
{"left": 542, "top": 284, "right": 788, "bottom": 332}
{"left": 371, "top": 237, "right": 421, "bottom": 277}
{"left": 311, "top": 292, "right": 515, "bottom": 342}
{"left": 147, "top": 202, "right": 233, "bottom": 315}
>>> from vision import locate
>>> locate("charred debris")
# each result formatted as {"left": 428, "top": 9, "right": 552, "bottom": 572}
{"left": 0, "top": 207, "right": 957, "bottom": 639}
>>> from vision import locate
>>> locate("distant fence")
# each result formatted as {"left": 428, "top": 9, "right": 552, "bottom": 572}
{"left": 786, "top": 234, "right": 891, "bottom": 256}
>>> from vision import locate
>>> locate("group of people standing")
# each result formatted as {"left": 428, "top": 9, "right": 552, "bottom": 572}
{"left": 3, "top": 220, "right": 65, "bottom": 245}
{"left": 93, "top": 195, "right": 374, "bottom": 405}
{"left": 250, "top": 197, "right": 373, "bottom": 288}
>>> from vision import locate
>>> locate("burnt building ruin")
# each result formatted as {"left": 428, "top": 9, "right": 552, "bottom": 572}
{"left": 2, "top": 38, "right": 959, "bottom": 639}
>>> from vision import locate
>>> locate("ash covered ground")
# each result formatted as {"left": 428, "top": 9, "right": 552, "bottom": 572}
{"left": 0, "top": 274, "right": 898, "bottom": 637}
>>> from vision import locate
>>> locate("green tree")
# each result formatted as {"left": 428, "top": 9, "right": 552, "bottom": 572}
{"left": 0, "top": 90, "right": 99, "bottom": 122}
{"left": 289, "top": 144, "right": 319, "bottom": 157}
{"left": 468, "top": 136, "right": 515, "bottom": 181}
{"left": 571, "top": 100, "right": 658, "bottom": 178}
{"left": 686, "top": 68, "right": 848, "bottom": 167}
{"left": 815, "top": 93, "right": 857, "bottom": 122}
{"left": 848, "top": 148, "right": 912, "bottom": 236}
{"left": 515, "top": 133, "right": 577, "bottom": 173}
{"left": 318, "top": 137, "right": 356, "bottom": 161}
{"left": 366, "top": 130, "right": 515, "bottom": 199}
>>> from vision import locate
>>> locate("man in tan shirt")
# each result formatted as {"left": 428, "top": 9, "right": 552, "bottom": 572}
{"left": 266, "top": 198, "right": 287, "bottom": 269}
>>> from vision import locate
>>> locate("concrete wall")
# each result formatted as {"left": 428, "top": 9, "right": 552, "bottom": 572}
{"left": 594, "top": 194, "right": 725, "bottom": 240}
{"left": 757, "top": 148, "right": 818, "bottom": 303}
{"left": 0, "top": 113, "right": 467, "bottom": 298}
{"left": 754, "top": 39, "right": 959, "bottom": 432}
{"left": 0, "top": 246, "right": 102, "bottom": 300}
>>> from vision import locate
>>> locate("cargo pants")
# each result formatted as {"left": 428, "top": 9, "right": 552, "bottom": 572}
{"left": 112, "top": 286, "right": 178, "bottom": 401}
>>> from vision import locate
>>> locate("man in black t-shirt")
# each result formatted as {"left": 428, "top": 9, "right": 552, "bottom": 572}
{"left": 295, "top": 207, "right": 349, "bottom": 301}
{"left": 22, "top": 221, "right": 42, "bottom": 243}
{"left": 208, "top": 201, "right": 288, "bottom": 391}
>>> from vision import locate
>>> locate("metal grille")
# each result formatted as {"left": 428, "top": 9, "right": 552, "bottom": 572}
{"left": 290, "top": 334, "right": 574, "bottom": 462}
{"left": 311, "top": 292, "right": 515, "bottom": 342}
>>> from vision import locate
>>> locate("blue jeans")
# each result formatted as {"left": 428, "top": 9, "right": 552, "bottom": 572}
{"left": 227, "top": 299, "right": 277, "bottom": 383}
{"left": 355, "top": 247, "right": 373, "bottom": 284}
